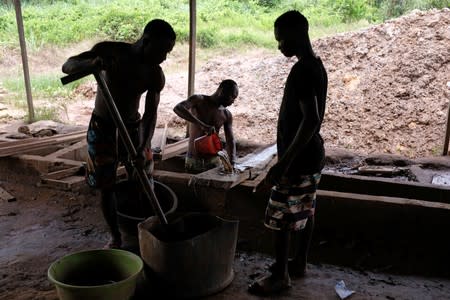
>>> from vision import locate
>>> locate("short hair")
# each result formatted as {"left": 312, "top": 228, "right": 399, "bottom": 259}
{"left": 219, "top": 79, "right": 239, "bottom": 98}
{"left": 274, "top": 10, "right": 309, "bottom": 33}
{"left": 219, "top": 79, "right": 237, "bottom": 90}
{"left": 144, "top": 19, "right": 176, "bottom": 41}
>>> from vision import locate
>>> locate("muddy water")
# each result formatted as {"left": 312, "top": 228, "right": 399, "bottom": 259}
{"left": 63, "top": 265, "right": 126, "bottom": 286}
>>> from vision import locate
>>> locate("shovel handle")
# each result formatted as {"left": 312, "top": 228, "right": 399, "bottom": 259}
{"left": 61, "top": 67, "right": 98, "bottom": 85}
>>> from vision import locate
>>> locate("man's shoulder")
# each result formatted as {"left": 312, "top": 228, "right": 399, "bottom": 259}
{"left": 93, "top": 41, "right": 130, "bottom": 50}
{"left": 291, "top": 57, "right": 325, "bottom": 77}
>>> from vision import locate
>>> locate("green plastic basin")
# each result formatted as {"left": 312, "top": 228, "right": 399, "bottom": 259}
{"left": 48, "top": 249, "right": 143, "bottom": 300}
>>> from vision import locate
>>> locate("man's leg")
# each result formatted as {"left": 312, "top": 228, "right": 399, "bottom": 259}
{"left": 101, "top": 188, "right": 121, "bottom": 248}
{"left": 274, "top": 230, "right": 291, "bottom": 279}
{"left": 290, "top": 215, "right": 314, "bottom": 277}
{"left": 248, "top": 230, "right": 291, "bottom": 295}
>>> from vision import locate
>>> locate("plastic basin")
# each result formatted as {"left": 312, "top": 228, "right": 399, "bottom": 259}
{"left": 48, "top": 249, "right": 143, "bottom": 300}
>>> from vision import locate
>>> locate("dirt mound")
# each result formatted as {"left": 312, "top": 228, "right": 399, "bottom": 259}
{"left": 55, "top": 9, "right": 450, "bottom": 159}
{"left": 160, "top": 8, "right": 449, "bottom": 159}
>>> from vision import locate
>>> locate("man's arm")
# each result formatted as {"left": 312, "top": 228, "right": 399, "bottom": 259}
{"left": 61, "top": 42, "right": 114, "bottom": 74}
{"left": 223, "top": 110, "right": 236, "bottom": 165}
{"left": 173, "top": 96, "right": 214, "bottom": 133}
{"left": 140, "top": 89, "right": 160, "bottom": 151}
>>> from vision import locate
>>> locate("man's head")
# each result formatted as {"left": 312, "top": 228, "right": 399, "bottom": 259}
{"left": 274, "top": 10, "right": 309, "bottom": 57}
{"left": 142, "top": 19, "right": 176, "bottom": 64}
{"left": 217, "top": 79, "right": 239, "bottom": 106}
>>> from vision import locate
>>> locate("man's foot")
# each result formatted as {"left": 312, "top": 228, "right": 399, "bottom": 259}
{"left": 268, "top": 260, "right": 306, "bottom": 278}
{"left": 248, "top": 274, "right": 291, "bottom": 296}
{"left": 103, "top": 238, "right": 122, "bottom": 249}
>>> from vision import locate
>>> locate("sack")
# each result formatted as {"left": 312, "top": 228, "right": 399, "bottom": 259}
{"left": 194, "top": 132, "right": 222, "bottom": 156}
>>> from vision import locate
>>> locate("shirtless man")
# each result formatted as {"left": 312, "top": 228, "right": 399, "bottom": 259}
{"left": 62, "top": 19, "right": 176, "bottom": 248}
{"left": 173, "top": 79, "right": 238, "bottom": 173}
{"left": 249, "top": 10, "right": 328, "bottom": 295}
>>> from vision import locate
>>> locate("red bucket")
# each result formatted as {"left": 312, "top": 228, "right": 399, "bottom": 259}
{"left": 194, "top": 133, "right": 222, "bottom": 156}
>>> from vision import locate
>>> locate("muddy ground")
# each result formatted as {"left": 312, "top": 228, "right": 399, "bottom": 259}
{"left": 1, "top": 8, "right": 450, "bottom": 300}
{"left": 1, "top": 178, "right": 450, "bottom": 300}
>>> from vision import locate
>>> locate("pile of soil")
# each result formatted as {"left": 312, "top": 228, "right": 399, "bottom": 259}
{"left": 157, "top": 8, "right": 450, "bottom": 159}
{"left": 1, "top": 9, "right": 448, "bottom": 160}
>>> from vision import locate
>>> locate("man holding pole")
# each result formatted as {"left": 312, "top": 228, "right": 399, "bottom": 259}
{"left": 62, "top": 19, "right": 176, "bottom": 249}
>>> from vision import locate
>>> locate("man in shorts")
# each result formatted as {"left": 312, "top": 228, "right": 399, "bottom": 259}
{"left": 62, "top": 19, "right": 176, "bottom": 249}
{"left": 173, "top": 79, "right": 238, "bottom": 173}
{"left": 249, "top": 10, "right": 328, "bottom": 295}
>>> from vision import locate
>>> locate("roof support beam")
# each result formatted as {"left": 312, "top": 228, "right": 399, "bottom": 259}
{"left": 13, "top": 0, "right": 35, "bottom": 123}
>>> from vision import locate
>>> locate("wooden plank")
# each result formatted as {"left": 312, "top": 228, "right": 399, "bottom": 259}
{"left": 40, "top": 176, "right": 86, "bottom": 191}
{"left": 44, "top": 140, "right": 86, "bottom": 160}
{"left": 42, "top": 166, "right": 84, "bottom": 180}
{"left": 189, "top": 167, "right": 251, "bottom": 190}
{"left": 189, "top": 144, "right": 276, "bottom": 190}
{"left": 161, "top": 138, "right": 189, "bottom": 160}
{"left": 0, "top": 131, "right": 85, "bottom": 157}
{"left": 317, "top": 189, "right": 450, "bottom": 210}
{"left": 443, "top": 96, "right": 450, "bottom": 155}
{"left": 320, "top": 170, "right": 450, "bottom": 204}
{"left": 240, "top": 156, "right": 278, "bottom": 191}
{"left": 0, "top": 186, "right": 15, "bottom": 202}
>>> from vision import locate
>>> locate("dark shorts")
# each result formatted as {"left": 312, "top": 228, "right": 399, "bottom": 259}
{"left": 85, "top": 114, "right": 140, "bottom": 189}
{"left": 264, "top": 173, "right": 321, "bottom": 231}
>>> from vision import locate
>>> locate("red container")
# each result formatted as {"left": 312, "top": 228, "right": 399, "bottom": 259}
{"left": 194, "top": 133, "right": 222, "bottom": 156}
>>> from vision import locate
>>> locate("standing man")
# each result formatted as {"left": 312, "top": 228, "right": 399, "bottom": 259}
{"left": 249, "top": 10, "right": 328, "bottom": 295}
{"left": 62, "top": 19, "right": 176, "bottom": 249}
{"left": 173, "top": 79, "right": 238, "bottom": 173}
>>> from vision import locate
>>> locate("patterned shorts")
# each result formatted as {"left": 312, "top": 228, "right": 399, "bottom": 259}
{"left": 185, "top": 155, "right": 221, "bottom": 173}
{"left": 264, "top": 173, "right": 321, "bottom": 231}
{"left": 85, "top": 114, "right": 140, "bottom": 189}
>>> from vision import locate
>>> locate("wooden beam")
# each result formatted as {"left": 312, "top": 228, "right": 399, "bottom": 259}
{"left": 44, "top": 140, "right": 86, "bottom": 159}
{"left": 240, "top": 156, "right": 277, "bottom": 192}
{"left": 0, "top": 131, "right": 85, "bottom": 157}
{"left": 320, "top": 170, "right": 450, "bottom": 204}
{"left": 188, "top": 0, "right": 196, "bottom": 97}
{"left": 13, "top": 0, "right": 34, "bottom": 122}
{"left": 161, "top": 138, "right": 189, "bottom": 160}
{"left": 317, "top": 189, "right": 450, "bottom": 210}
{"left": 443, "top": 96, "right": 450, "bottom": 155}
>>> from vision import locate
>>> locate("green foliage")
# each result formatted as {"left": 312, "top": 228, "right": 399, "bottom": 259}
{"left": 328, "top": 0, "right": 378, "bottom": 22}
{"left": 0, "top": 0, "right": 447, "bottom": 49}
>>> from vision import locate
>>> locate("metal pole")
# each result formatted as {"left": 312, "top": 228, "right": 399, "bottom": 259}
{"left": 13, "top": 0, "right": 35, "bottom": 123}
{"left": 188, "top": 0, "right": 196, "bottom": 97}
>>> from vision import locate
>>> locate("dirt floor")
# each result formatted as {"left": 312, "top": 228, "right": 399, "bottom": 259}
{"left": 1, "top": 178, "right": 450, "bottom": 300}
{"left": 1, "top": 8, "right": 450, "bottom": 300}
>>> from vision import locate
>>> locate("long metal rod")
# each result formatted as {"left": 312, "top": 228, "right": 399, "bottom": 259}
{"left": 13, "top": 0, "right": 34, "bottom": 123}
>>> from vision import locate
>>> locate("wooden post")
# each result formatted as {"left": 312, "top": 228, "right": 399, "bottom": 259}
{"left": 13, "top": 0, "right": 35, "bottom": 123}
{"left": 443, "top": 90, "right": 450, "bottom": 155}
{"left": 188, "top": 0, "right": 196, "bottom": 97}
{"left": 185, "top": 0, "right": 197, "bottom": 138}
